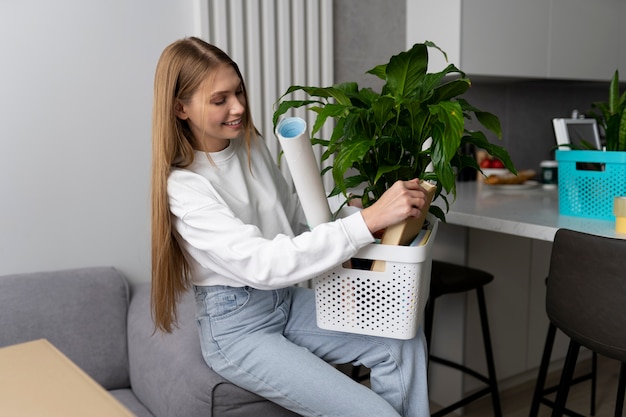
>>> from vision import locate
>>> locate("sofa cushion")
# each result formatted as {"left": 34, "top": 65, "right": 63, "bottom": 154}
{"left": 110, "top": 389, "right": 154, "bottom": 417}
{"left": 128, "top": 283, "right": 300, "bottom": 417}
{"left": 0, "top": 267, "right": 130, "bottom": 390}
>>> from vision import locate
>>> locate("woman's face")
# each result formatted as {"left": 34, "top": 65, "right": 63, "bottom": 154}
{"left": 176, "top": 65, "right": 246, "bottom": 152}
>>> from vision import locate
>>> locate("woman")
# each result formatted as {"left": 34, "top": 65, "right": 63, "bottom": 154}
{"left": 151, "top": 36, "right": 430, "bottom": 417}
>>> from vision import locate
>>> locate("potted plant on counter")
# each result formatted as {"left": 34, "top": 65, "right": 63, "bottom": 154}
{"left": 589, "top": 70, "right": 626, "bottom": 152}
{"left": 273, "top": 41, "right": 515, "bottom": 232}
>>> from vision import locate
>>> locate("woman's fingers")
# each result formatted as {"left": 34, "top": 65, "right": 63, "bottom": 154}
{"left": 360, "top": 179, "right": 427, "bottom": 234}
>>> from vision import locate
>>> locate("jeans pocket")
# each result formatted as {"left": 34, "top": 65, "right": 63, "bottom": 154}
{"left": 196, "top": 286, "right": 251, "bottom": 321}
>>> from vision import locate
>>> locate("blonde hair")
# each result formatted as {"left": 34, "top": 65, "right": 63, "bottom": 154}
{"left": 151, "top": 37, "right": 257, "bottom": 333}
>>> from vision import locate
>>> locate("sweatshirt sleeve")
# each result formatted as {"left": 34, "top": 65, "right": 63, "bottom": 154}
{"left": 168, "top": 171, "right": 374, "bottom": 289}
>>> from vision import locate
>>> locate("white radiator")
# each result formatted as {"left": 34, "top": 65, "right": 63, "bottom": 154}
{"left": 195, "top": 0, "right": 335, "bottom": 190}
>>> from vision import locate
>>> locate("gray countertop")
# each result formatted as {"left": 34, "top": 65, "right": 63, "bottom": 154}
{"left": 438, "top": 181, "right": 623, "bottom": 241}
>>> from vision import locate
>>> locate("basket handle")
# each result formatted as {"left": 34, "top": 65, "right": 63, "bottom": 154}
{"left": 575, "top": 161, "right": 605, "bottom": 172}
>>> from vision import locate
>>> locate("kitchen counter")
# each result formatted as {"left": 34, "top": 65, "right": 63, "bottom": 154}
{"left": 428, "top": 180, "right": 623, "bottom": 404}
{"left": 439, "top": 181, "right": 622, "bottom": 241}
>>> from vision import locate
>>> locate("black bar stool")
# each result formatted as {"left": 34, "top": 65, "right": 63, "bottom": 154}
{"left": 529, "top": 229, "right": 626, "bottom": 417}
{"left": 425, "top": 260, "right": 502, "bottom": 417}
{"left": 529, "top": 283, "right": 597, "bottom": 417}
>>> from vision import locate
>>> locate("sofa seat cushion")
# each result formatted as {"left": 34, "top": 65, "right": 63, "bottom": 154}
{"left": 110, "top": 389, "right": 154, "bottom": 417}
{"left": 211, "top": 382, "right": 302, "bottom": 417}
{"left": 128, "top": 283, "right": 300, "bottom": 417}
{"left": 0, "top": 267, "right": 130, "bottom": 390}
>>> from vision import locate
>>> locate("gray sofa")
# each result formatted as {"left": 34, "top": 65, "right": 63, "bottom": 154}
{"left": 0, "top": 267, "right": 299, "bottom": 417}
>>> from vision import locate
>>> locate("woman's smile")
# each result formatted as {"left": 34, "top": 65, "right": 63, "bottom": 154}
{"left": 223, "top": 118, "right": 242, "bottom": 128}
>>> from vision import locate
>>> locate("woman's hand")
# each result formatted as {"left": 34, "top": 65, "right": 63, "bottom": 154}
{"left": 360, "top": 179, "right": 428, "bottom": 235}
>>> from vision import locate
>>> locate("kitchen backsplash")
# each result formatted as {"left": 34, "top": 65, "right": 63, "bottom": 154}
{"left": 463, "top": 79, "right": 609, "bottom": 174}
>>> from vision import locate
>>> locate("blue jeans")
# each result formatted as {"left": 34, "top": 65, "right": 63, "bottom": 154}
{"left": 194, "top": 285, "right": 430, "bottom": 417}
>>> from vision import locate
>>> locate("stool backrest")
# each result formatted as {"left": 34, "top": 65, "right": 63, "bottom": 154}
{"left": 546, "top": 229, "right": 626, "bottom": 363}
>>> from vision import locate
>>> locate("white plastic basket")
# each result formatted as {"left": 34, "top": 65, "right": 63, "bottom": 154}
{"left": 314, "top": 219, "right": 438, "bottom": 340}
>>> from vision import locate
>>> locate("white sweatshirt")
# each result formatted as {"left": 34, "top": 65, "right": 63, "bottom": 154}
{"left": 167, "top": 137, "right": 374, "bottom": 289}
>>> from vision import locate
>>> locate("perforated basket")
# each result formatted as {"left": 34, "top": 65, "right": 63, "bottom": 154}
{"left": 556, "top": 150, "right": 626, "bottom": 220}
{"left": 314, "top": 220, "right": 438, "bottom": 340}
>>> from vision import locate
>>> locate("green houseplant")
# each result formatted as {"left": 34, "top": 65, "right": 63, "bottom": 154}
{"left": 273, "top": 41, "right": 515, "bottom": 222}
{"left": 589, "top": 69, "right": 626, "bottom": 151}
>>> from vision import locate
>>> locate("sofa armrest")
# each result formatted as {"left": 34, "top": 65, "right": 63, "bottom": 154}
{"left": 127, "top": 283, "right": 299, "bottom": 417}
{"left": 0, "top": 267, "right": 130, "bottom": 390}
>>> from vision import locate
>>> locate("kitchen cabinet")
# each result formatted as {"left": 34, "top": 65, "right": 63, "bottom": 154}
{"left": 549, "top": 0, "right": 620, "bottom": 80}
{"left": 620, "top": 2, "right": 626, "bottom": 75}
{"left": 407, "top": 0, "right": 623, "bottom": 81}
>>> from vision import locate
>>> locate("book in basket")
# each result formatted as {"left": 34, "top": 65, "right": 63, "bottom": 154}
{"left": 371, "top": 181, "right": 437, "bottom": 272}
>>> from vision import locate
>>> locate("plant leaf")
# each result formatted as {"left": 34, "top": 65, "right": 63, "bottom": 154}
{"left": 610, "top": 70, "right": 619, "bottom": 115}
{"left": 473, "top": 111, "right": 503, "bottom": 138}
{"left": 272, "top": 99, "right": 322, "bottom": 127}
{"left": 371, "top": 96, "right": 395, "bottom": 132}
{"left": 311, "top": 103, "right": 349, "bottom": 135}
{"left": 618, "top": 107, "right": 626, "bottom": 151}
{"left": 332, "top": 137, "right": 373, "bottom": 192}
{"left": 428, "top": 204, "right": 447, "bottom": 223}
{"left": 429, "top": 101, "right": 464, "bottom": 162}
{"left": 367, "top": 63, "right": 387, "bottom": 81}
{"left": 431, "top": 78, "right": 471, "bottom": 102}
{"left": 384, "top": 43, "right": 428, "bottom": 98}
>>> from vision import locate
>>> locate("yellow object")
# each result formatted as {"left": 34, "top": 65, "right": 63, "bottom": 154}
{"left": 614, "top": 197, "right": 626, "bottom": 233}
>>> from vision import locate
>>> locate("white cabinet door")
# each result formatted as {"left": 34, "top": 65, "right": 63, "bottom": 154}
{"left": 460, "top": 0, "right": 550, "bottom": 78}
{"left": 549, "top": 0, "right": 620, "bottom": 81}
{"left": 406, "top": 0, "right": 621, "bottom": 81}
{"left": 406, "top": 0, "right": 463, "bottom": 73}
{"left": 466, "top": 229, "right": 531, "bottom": 383}
{"left": 619, "top": 2, "right": 626, "bottom": 76}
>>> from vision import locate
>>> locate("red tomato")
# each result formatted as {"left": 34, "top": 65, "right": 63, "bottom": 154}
{"left": 491, "top": 159, "right": 505, "bottom": 168}
{"left": 479, "top": 158, "right": 492, "bottom": 168}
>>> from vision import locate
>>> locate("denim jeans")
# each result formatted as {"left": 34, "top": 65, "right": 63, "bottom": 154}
{"left": 194, "top": 285, "right": 430, "bottom": 417}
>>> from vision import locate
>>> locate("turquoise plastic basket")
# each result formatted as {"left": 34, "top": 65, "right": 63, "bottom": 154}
{"left": 556, "top": 150, "right": 626, "bottom": 220}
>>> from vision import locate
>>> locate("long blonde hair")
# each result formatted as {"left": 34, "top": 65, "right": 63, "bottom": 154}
{"left": 151, "top": 37, "right": 257, "bottom": 333}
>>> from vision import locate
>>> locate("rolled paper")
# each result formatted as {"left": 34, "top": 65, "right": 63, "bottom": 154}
{"left": 275, "top": 117, "right": 331, "bottom": 228}
{"left": 614, "top": 196, "right": 626, "bottom": 233}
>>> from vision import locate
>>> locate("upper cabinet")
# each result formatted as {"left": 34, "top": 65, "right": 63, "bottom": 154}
{"left": 406, "top": 0, "right": 623, "bottom": 81}
{"left": 620, "top": 1, "right": 626, "bottom": 75}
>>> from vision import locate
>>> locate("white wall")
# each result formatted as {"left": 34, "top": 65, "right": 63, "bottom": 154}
{"left": 0, "top": 1, "right": 197, "bottom": 283}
